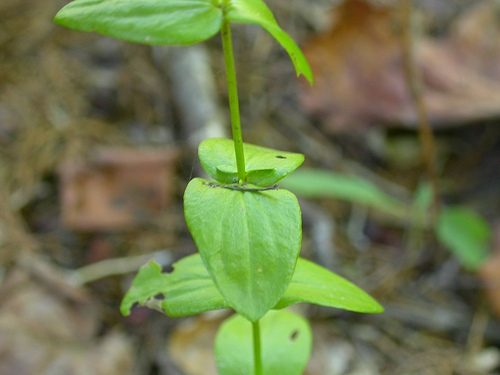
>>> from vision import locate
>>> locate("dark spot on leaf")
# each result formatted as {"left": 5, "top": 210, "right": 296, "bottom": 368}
{"left": 275, "top": 155, "right": 287, "bottom": 159}
{"left": 154, "top": 293, "right": 165, "bottom": 301}
{"left": 290, "top": 330, "right": 299, "bottom": 341}
{"left": 163, "top": 264, "right": 174, "bottom": 273}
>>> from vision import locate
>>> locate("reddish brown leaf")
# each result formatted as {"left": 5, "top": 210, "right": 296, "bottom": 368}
{"left": 301, "top": 0, "right": 500, "bottom": 132}
{"left": 60, "top": 147, "right": 178, "bottom": 231}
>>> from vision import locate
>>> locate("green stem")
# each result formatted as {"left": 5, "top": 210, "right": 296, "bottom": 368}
{"left": 252, "top": 320, "right": 263, "bottom": 375}
{"left": 221, "top": 19, "right": 246, "bottom": 185}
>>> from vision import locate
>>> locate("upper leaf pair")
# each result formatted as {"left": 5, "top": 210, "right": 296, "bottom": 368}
{"left": 199, "top": 138, "right": 304, "bottom": 186}
{"left": 54, "top": 0, "right": 313, "bottom": 83}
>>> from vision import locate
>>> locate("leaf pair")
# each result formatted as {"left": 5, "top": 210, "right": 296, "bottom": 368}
{"left": 120, "top": 253, "right": 384, "bottom": 318}
{"left": 199, "top": 138, "right": 304, "bottom": 186}
{"left": 182, "top": 139, "right": 306, "bottom": 321}
{"left": 54, "top": 0, "right": 312, "bottom": 83}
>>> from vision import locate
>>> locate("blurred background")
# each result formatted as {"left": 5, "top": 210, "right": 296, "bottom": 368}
{"left": 1, "top": 0, "right": 500, "bottom": 374}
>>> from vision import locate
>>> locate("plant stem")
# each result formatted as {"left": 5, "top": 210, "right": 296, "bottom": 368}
{"left": 252, "top": 320, "right": 263, "bottom": 375}
{"left": 400, "top": 0, "right": 440, "bottom": 215}
{"left": 221, "top": 19, "right": 246, "bottom": 185}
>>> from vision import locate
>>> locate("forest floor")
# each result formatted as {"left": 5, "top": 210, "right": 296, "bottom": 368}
{"left": 0, "top": 0, "right": 499, "bottom": 374}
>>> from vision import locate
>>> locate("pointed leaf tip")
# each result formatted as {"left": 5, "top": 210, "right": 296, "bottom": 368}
{"left": 225, "top": 0, "right": 313, "bottom": 84}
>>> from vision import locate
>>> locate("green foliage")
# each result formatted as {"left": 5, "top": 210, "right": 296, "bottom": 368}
{"left": 55, "top": 1, "right": 383, "bottom": 372}
{"left": 54, "top": 0, "right": 222, "bottom": 45}
{"left": 120, "top": 255, "right": 229, "bottom": 317}
{"left": 120, "top": 254, "right": 383, "bottom": 317}
{"left": 184, "top": 178, "right": 302, "bottom": 322}
{"left": 276, "top": 257, "right": 384, "bottom": 313}
{"left": 215, "top": 310, "right": 312, "bottom": 375}
{"left": 436, "top": 206, "right": 491, "bottom": 270}
{"left": 281, "top": 168, "right": 406, "bottom": 215}
{"left": 54, "top": 0, "right": 312, "bottom": 83}
{"left": 199, "top": 138, "right": 304, "bottom": 186}
{"left": 224, "top": 0, "right": 313, "bottom": 83}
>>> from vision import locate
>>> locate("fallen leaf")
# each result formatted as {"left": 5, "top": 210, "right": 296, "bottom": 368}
{"left": 60, "top": 147, "right": 178, "bottom": 231}
{"left": 300, "top": 0, "right": 500, "bottom": 131}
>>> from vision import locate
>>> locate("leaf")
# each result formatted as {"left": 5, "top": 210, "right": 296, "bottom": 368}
{"left": 301, "top": 0, "right": 500, "bottom": 131}
{"left": 276, "top": 257, "right": 384, "bottom": 313}
{"left": 199, "top": 138, "right": 304, "bottom": 186}
{"left": 184, "top": 178, "right": 302, "bottom": 322}
{"left": 225, "top": 0, "right": 313, "bottom": 84}
{"left": 122, "top": 253, "right": 383, "bottom": 316}
{"left": 54, "top": 0, "right": 312, "bottom": 82}
{"left": 280, "top": 168, "right": 407, "bottom": 216}
{"left": 215, "top": 310, "right": 312, "bottom": 375}
{"left": 120, "top": 255, "right": 229, "bottom": 317}
{"left": 54, "top": 0, "right": 223, "bottom": 45}
{"left": 436, "top": 206, "right": 491, "bottom": 270}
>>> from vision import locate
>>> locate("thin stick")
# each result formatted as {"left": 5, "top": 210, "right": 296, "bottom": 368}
{"left": 221, "top": 19, "right": 246, "bottom": 185}
{"left": 252, "top": 320, "right": 263, "bottom": 375}
{"left": 401, "top": 0, "right": 440, "bottom": 214}
{"left": 69, "top": 250, "right": 172, "bottom": 286}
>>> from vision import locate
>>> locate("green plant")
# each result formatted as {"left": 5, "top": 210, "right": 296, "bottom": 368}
{"left": 282, "top": 169, "right": 492, "bottom": 272}
{"left": 54, "top": 1, "right": 383, "bottom": 373}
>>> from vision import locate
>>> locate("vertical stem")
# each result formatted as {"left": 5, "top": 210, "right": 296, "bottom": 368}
{"left": 221, "top": 19, "right": 246, "bottom": 184}
{"left": 252, "top": 320, "right": 263, "bottom": 375}
{"left": 401, "top": 0, "right": 440, "bottom": 215}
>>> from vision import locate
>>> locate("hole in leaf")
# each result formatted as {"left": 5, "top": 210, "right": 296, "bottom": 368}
{"left": 275, "top": 155, "right": 287, "bottom": 159}
{"left": 163, "top": 264, "right": 174, "bottom": 273}
{"left": 290, "top": 330, "right": 299, "bottom": 341}
{"left": 154, "top": 293, "right": 165, "bottom": 301}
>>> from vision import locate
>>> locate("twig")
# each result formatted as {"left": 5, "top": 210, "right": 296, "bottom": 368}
{"left": 401, "top": 0, "right": 440, "bottom": 215}
{"left": 69, "top": 250, "right": 172, "bottom": 286}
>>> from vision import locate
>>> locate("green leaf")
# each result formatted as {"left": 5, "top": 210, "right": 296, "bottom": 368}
{"left": 54, "top": 0, "right": 223, "bottom": 45}
{"left": 215, "top": 310, "right": 312, "bottom": 375}
{"left": 436, "top": 206, "right": 491, "bottom": 270}
{"left": 411, "top": 181, "right": 434, "bottom": 223}
{"left": 281, "top": 168, "right": 407, "bottom": 216}
{"left": 122, "top": 253, "right": 383, "bottom": 316}
{"left": 199, "top": 138, "right": 305, "bottom": 186}
{"left": 277, "top": 258, "right": 384, "bottom": 313}
{"left": 120, "top": 255, "right": 229, "bottom": 317}
{"left": 54, "top": 0, "right": 312, "bottom": 82}
{"left": 225, "top": 0, "right": 313, "bottom": 84}
{"left": 184, "top": 178, "right": 302, "bottom": 322}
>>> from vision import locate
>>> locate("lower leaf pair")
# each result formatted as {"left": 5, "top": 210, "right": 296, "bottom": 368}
{"left": 120, "top": 252, "right": 382, "bottom": 374}
{"left": 120, "top": 254, "right": 383, "bottom": 318}
{"left": 121, "top": 138, "right": 383, "bottom": 374}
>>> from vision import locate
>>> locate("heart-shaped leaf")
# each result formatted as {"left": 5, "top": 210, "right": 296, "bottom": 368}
{"left": 184, "top": 178, "right": 302, "bottom": 322}
{"left": 120, "top": 255, "right": 229, "bottom": 317}
{"left": 54, "top": 0, "right": 223, "bottom": 45}
{"left": 215, "top": 310, "right": 312, "bottom": 375}
{"left": 199, "top": 138, "right": 305, "bottom": 186}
